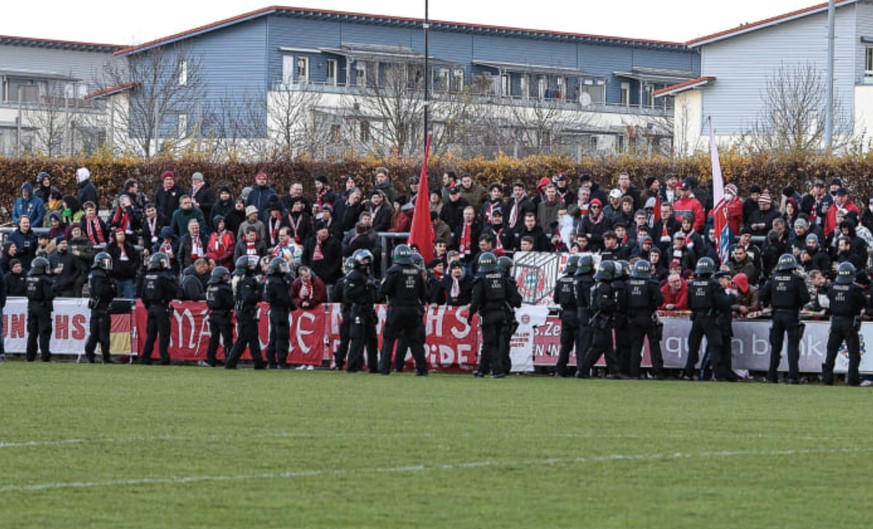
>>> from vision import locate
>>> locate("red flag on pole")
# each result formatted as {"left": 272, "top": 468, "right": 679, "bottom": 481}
{"left": 408, "top": 134, "right": 435, "bottom": 264}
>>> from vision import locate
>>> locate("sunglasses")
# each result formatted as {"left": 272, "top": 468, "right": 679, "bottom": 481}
{"left": 590, "top": 205, "right": 601, "bottom": 209}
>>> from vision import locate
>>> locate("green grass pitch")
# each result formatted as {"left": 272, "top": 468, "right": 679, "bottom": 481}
{"left": 1, "top": 363, "right": 871, "bottom": 528}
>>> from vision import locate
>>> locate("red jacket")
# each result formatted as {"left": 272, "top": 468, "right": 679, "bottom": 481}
{"left": 291, "top": 275, "right": 327, "bottom": 309}
{"left": 672, "top": 197, "right": 705, "bottom": 233}
{"left": 659, "top": 279, "right": 689, "bottom": 311}
{"left": 824, "top": 199, "right": 861, "bottom": 236}
{"left": 725, "top": 197, "right": 743, "bottom": 235}
{"left": 207, "top": 230, "right": 235, "bottom": 268}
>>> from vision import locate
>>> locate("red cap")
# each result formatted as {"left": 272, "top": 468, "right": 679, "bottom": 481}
{"left": 162, "top": 170, "right": 175, "bottom": 181}
{"left": 256, "top": 172, "right": 267, "bottom": 181}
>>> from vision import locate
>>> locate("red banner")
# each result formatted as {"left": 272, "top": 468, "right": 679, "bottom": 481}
{"left": 134, "top": 301, "right": 325, "bottom": 364}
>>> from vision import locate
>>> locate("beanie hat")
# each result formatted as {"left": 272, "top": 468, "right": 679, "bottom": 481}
{"left": 161, "top": 170, "right": 175, "bottom": 181}
{"left": 758, "top": 191, "right": 772, "bottom": 206}
{"left": 255, "top": 172, "right": 267, "bottom": 182}
{"left": 724, "top": 184, "right": 738, "bottom": 197}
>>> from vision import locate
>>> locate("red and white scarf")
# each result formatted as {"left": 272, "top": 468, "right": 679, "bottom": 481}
{"left": 86, "top": 217, "right": 105, "bottom": 244}
{"left": 459, "top": 223, "right": 472, "bottom": 256}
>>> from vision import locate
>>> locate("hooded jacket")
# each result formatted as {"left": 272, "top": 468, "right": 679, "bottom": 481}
{"left": 13, "top": 183, "right": 45, "bottom": 227}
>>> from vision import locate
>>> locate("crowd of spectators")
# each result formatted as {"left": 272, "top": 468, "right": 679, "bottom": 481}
{"left": 2, "top": 166, "right": 867, "bottom": 313}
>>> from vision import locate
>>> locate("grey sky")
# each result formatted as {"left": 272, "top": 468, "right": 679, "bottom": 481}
{"left": 3, "top": 1, "right": 822, "bottom": 46}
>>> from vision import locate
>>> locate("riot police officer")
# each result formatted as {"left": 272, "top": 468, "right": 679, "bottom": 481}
{"left": 759, "top": 254, "right": 810, "bottom": 384}
{"left": 823, "top": 262, "right": 865, "bottom": 386}
{"left": 204, "top": 266, "right": 233, "bottom": 367}
{"left": 622, "top": 260, "right": 665, "bottom": 379}
{"left": 497, "top": 255, "right": 521, "bottom": 374}
{"left": 577, "top": 261, "right": 619, "bottom": 378}
{"left": 683, "top": 257, "right": 729, "bottom": 380}
{"left": 394, "top": 252, "right": 429, "bottom": 373}
{"left": 331, "top": 257, "right": 355, "bottom": 370}
{"left": 379, "top": 244, "right": 429, "bottom": 376}
{"left": 574, "top": 255, "right": 596, "bottom": 378}
{"left": 139, "top": 252, "right": 179, "bottom": 365}
{"left": 225, "top": 255, "right": 266, "bottom": 370}
{"left": 25, "top": 257, "right": 54, "bottom": 362}
{"left": 469, "top": 252, "right": 508, "bottom": 378}
{"left": 265, "top": 257, "right": 294, "bottom": 369}
{"left": 613, "top": 260, "right": 632, "bottom": 377}
{"left": 554, "top": 255, "right": 581, "bottom": 377}
{"left": 344, "top": 249, "right": 379, "bottom": 373}
{"left": 84, "top": 252, "right": 116, "bottom": 364}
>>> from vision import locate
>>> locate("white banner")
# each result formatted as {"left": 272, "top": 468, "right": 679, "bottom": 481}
{"left": 2, "top": 298, "right": 133, "bottom": 355}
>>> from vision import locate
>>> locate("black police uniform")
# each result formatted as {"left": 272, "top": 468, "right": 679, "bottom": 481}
{"left": 621, "top": 277, "right": 665, "bottom": 379}
{"left": 554, "top": 271, "right": 581, "bottom": 377}
{"left": 25, "top": 271, "right": 54, "bottom": 362}
{"left": 759, "top": 272, "right": 809, "bottom": 382}
{"left": 379, "top": 263, "right": 429, "bottom": 375}
{"left": 824, "top": 282, "right": 865, "bottom": 385}
{"left": 717, "top": 289, "right": 739, "bottom": 382}
{"left": 683, "top": 276, "right": 729, "bottom": 380}
{"left": 577, "top": 280, "right": 619, "bottom": 377}
{"left": 205, "top": 281, "right": 234, "bottom": 367}
{"left": 574, "top": 269, "right": 595, "bottom": 377}
{"left": 344, "top": 268, "right": 379, "bottom": 372}
{"left": 330, "top": 276, "right": 351, "bottom": 370}
{"left": 84, "top": 266, "right": 116, "bottom": 363}
{"left": 470, "top": 270, "right": 508, "bottom": 377}
{"left": 612, "top": 273, "right": 633, "bottom": 376}
{"left": 499, "top": 274, "right": 522, "bottom": 373}
{"left": 225, "top": 273, "right": 265, "bottom": 369}
{"left": 140, "top": 268, "right": 179, "bottom": 364}
{"left": 265, "top": 273, "right": 294, "bottom": 369}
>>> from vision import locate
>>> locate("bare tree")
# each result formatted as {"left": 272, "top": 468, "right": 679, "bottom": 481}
{"left": 200, "top": 91, "right": 270, "bottom": 161}
{"left": 22, "top": 91, "right": 68, "bottom": 157}
{"left": 746, "top": 63, "right": 853, "bottom": 154}
{"left": 267, "top": 87, "right": 339, "bottom": 158}
{"left": 428, "top": 87, "right": 491, "bottom": 157}
{"left": 346, "top": 61, "right": 426, "bottom": 157}
{"left": 99, "top": 47, "right": 207, "bottom": 157}
{"left": 506, "top": 97, "right": 598, "bottom": 156}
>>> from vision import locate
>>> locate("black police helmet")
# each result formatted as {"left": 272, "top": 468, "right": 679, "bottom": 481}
{"left": 835, "top": 262, "right": 856, "bottom": 284}
{"left": 575, "top": 255, "right": 595, "bottom": 276}
{"left": 149, "top": 252, "right": 170, "bottom": 271}
{"left": 208, "top": 266, "right": 231, "bottom": 285}
{"left": 776, "top": 253, "right": 798, "bottom": 272}
{"left": 594, "top": 260, "right": 615, "bottom": 281}
{"left": 392, "top": 244, "right": 413, "bottom": 265}
{"left": 564, "top": 254, "right": 580, "bottom": 275}
{"left": 632, "top": 260, "right": 653, "bottom": 279}
{"left": 477, "top": 252, "right": 498, "bottom": 273}
{"left": 29, "top": 257, "right": 50, "bottom": 276}
{"left": 93, "top": 252, "right": 112, "bottom": 271}
{"left": 695, "top": 257, "right": 715, "bottom": 277}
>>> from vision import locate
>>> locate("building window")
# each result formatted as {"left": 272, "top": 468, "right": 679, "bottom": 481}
{"left": 520, "top": 75, "right": 529, "bottom": 99}
{"left": 359, "top": 120, "right": 370, "bottom": 141}
{"left": 616, "top": 134, "right": 626, "bottom": 152}
{"left": 326, "top": 59, "right": 337, "bottom": 86}
{"left": 282, "top": 55, "right": 294, "bottom": 84}
{"left": 556, "top": 77, "right": 565, "bottom": 100}
{"left": 296, "top": 57, "right": 309, "bottom": 83}
{"left": 435, "top": 68, "right": 449, "bottom": 92}
{"left": 178, "top": 114, "right": 188, "bottom": 138}
{"left": 452, "top": 68, "right": 464, "bottom": 91}
{"left": 178, "top": 60, "right": 188, "bottom": 86}
{"left": 538, "top": 76, "right": 547, "bottom": 99}
{"left": 501, "top": 73, "right": 511, "bottom": 97}
{"left": 579, "top": 78, "right": 605, "bottom": 106}
{"left": 865, "top": 47, "right": 873, "bottom": 81}
{"left": 355, "top": 62, "right": 367, "bottom": 87}
{"left": 330, "top": 124, "right": 341, "bottom": 142}
{"left": 620, "top": 82, "right": 630, "bottom": 106}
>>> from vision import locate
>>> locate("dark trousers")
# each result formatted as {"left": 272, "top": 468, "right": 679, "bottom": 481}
{"left": 206, "top": 311, "right": 233, "bottom": 366}
{"left": 555, "top": 311, "right": 580, "bottom": 376}
{"left": 477, "top": 314, "right": 506, "bottom": 377}
{"left": 265, "top": 308, "right": 290, "bottom": 367}
{"left": 614, "top": 317, "right": 632, "bottom": 376}
{"left": 684, "top": 314, "right": 721, "bottom": 379}
{"left": 347, "top": 308, "right": 377, "bottom": 372}
{"left": 84, "top": 307, "right": 111, "bottom": 361}
{"left": 380, "top": 308, "right": 427, "bottom": 375}
{"left": 225, "top": 308, "right": 264, "bottom": 369}
{"left": 575, "top": 310, "right": 592, "bottom": 376}
{"left": 394, "top": 321, "right": 426, "bottom": 372}
{"left": 579, "top": 323, "right": 617, "bottom": 376}
{"left": 334, "top": 309, "right": 351, "bottom": 369}
{"left": 627, "top": 314, "right": 663, "bottom": 378}
{"left": 141, "top": 303, "right": 170, "bottom": 364}
{"left": 768, "top": 310, "right": 802, "bottom": 382}
{"left": 824, "top": 316, "right": 861, "bottom": 386}
{"left": 26, "top": 304, "right": 52, "bottom": 362}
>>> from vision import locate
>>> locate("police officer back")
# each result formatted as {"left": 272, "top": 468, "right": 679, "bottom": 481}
{"left": 554, "top": 255, "right": 581, "bottom": 377}
{"left": 343, "top": 249, "right": 379, "bottom": 373}
{"left": 204, "top": 266, "right": 234, "bottom": 367}
{"left": 25, "top": 257, "right": 54, "bottom": 362}
{"left": 574, "top": 255, "right": 596, "bottom": 378}
{"left": 577, "top": 261, "right": 620, "bottom": 378}
{"left": 469, "top": 252, "right": 508, "bottom": 378}
{"left": 621, "top": 260, "right": 664, "bottom": 379}
{"left": 823, "top": 262, "right": 865, "bottom": 386}
{"left": 759, "top": 254, "right": 810, "bottom": 384}
{"left": 612, "top": 260, "right": 633, "bottom": 377}
{"left": 225, "top": 256, "right": 266, "bottom": 369}
{"left": 265, "top": 258, "right": 294, "bottom": 369}
{"left": 330, "top": 258, "right": 355, "bottom": 370}
{"left": 393, "top": 252, "right": 429, "bottom": 372}
{"left": 139, "top": 252, "right": 179, "bottom": 365}
{"left": 497, "top": 255, "right": 521, "bottom": 373}
{"left": 84, "top": 252, "right": 116, "bottom": 364}
{"left": 379, "top": 245, "right": 429, "bottom": 375}
{"left": 683, "top": 258, "right": 729, "bottom": 380}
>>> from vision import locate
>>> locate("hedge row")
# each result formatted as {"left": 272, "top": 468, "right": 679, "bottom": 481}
{"left": 2, "top": 150, "right": 873, "bottom": 221}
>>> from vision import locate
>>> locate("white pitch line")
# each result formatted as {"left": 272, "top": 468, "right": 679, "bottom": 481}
{"left": 1, "top": 447, "right": 870, "bottom": 494}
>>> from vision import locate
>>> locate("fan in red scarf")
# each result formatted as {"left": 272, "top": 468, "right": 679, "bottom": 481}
{"left": 80, "top": 201, "right": 107, "bottom": 245}
{"left": 207, "top": 215, "right": 235, "bottom": 268}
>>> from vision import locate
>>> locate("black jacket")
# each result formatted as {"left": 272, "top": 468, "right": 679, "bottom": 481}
{"left": 106, "top": 242, "right": 141, "bottom": 281}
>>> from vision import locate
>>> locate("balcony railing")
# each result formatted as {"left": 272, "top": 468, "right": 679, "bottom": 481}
{"left": 271, "top": 80, "right": 672, "bottom": 117}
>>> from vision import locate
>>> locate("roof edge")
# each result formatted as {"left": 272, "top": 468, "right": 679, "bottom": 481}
{"left": 0, "top": 34, "right": 124, "bottom": 51}
{"left": 653, "top": 76, "right": 716, "bottom": 98}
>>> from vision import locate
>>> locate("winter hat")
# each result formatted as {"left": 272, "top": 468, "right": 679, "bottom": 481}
{"left": 161, "top": 170, "right": 175, "bottom": 181}
{"left": 749, "top": 185, "right": 762, "bottom": 194}
{"left": 160, "top": 226, "right": 175, "bottom": 239}
{"left": 794, "top": 218, "right": 808, "bottom": 230}
{"left": 805, "top": 233, "right": 819, "bottom": 244}
{"left": 245, "top": 205, "right": 258, "bottom": 217}
{"left": 724, "top": 184, "right": 739, "bottom": 197}
{"left": 191, "top": 172, "right": 204, "bottom": 182}
{"left": 315, "top": 175, "right": 329, "bottom": 184}
{"left": 589, "top": 198, "right": 603, "bottom": 208}
{"left": 76, "top": 167, "right": 90, "bottom": 183}
{"left": 255, "top": 172, "right": 267, "bottom": 182}
{"left": 644, "top": 176, "right": 658, "bottom": 189}
{"left": 757, "top": 191, "right": 772, "bottom": 207}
